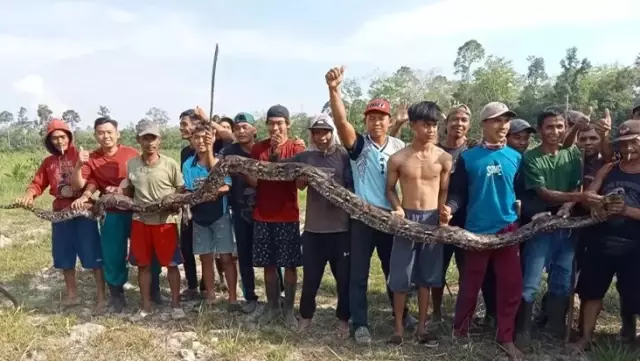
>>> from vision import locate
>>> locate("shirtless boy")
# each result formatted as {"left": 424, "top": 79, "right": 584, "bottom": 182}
{"left": 386, "top": 101, "right": 452, "bottom": 345}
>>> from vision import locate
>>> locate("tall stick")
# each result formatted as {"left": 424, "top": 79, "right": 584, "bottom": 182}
{"left": 209, "top": 43, "right": 219, "bottom": 121}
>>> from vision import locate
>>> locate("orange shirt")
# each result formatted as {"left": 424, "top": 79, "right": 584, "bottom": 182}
{"left": 81, "top": 145, "right": 139, "bottom": 192}
{"left": 251, "top": 139, "right": 305, "bottom": 223}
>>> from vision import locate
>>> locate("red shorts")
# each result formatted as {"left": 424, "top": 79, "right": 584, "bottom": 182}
{"left": 129, "top": 220, "right": 182, "bottom": 267}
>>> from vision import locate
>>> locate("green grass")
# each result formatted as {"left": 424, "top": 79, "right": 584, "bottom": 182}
{"left": 0, "top": 151, "right": 638, "bottom": 361}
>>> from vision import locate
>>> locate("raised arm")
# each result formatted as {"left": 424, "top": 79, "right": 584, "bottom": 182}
{"left": 595, "top": 109, "right": 615, "bottom": 162}
{"left": 71, "top": 146, "right": 91, "bottom": 190}
{"left": 385, "top": 153, "right": 403, "bottom": 216}
{"left": 194, "top": 106, "right": 233, "bottom": 142}
{"left": 388, "top": 103, "right": 408, "bottom": 138}
{"left": 326, "top": 66, "right": 357, "bottom": 149}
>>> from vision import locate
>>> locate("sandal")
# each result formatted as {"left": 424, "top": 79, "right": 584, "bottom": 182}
{"left": 417, "top": 331, "right": 440, "bottom": 348}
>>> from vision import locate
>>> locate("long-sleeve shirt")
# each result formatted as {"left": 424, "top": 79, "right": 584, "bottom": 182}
{"left": 446, "top": 145, "right": 521, "bottom": 235}
{"left": 27, "top": 145, "right": 83, "bottom": 211}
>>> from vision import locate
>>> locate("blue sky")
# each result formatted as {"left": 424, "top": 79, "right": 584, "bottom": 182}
{"left": 1, "top": 0, "right": 638, "bottom": 128}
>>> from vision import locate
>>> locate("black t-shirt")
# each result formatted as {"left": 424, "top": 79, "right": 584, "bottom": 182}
{"left": 219, "top": 143, "right": 255, "bottom": 222}
{"left": 594, "top": 163, "right": 640, "bottom": 254}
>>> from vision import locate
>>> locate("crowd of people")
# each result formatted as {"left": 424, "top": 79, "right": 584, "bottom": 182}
{"left": 12, "top": 66, "right": 640, "bottom": 360}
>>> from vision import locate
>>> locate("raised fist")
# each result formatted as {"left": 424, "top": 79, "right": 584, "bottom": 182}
{"left": 325, "top": 66, "right": 345, "bottom": 90}
{"left": 78, "top": 146, "right": 90, "bottom": 164}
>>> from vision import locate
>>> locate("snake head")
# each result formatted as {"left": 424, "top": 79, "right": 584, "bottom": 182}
{"left": 604, "top": 187, "right": 625, "bottom": 204}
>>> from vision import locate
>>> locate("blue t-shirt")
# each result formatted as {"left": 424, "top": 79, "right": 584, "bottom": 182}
{"left": 182, "top": 155, "right": 232, "bottom": 226}
{"left": 348, "top": 133, "right": 405, "bottom": 209}
{"left": 447, "top": 145, "right": 521, "bottom": 234}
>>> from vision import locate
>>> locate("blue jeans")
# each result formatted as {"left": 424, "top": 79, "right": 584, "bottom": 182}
{"left": 522, "top": 229, "right": 575, "bottom": 303}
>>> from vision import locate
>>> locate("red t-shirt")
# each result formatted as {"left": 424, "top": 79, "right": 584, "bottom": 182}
{"left": 251, "top": 139, "right": 305, "bottom": 222}
{"left": 81, "top": 145, "right": 139, "bottom": 192}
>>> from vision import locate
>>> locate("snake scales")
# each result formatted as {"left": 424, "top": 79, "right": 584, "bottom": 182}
{"left": 0, "top": 153, "right": 623, "bottom": 251}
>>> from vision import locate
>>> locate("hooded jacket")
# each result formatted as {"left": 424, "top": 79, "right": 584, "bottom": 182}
{"left": 27, "top": 119, "right": 83, "bottom": 211}
{"left": 306, "top": 114, "right": 342, "bottom": 151}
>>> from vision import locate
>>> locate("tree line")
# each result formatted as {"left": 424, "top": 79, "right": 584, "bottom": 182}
{"left": 0, "top": 39, "right": 638, "bottom": 151}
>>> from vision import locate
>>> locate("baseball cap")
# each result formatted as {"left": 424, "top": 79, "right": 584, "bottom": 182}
{"left": 308, "top": 115, "right": 334, "bottom": 131}
{"left": 267, "top": 104, "right": 290, "bottom": 119}
{"left": 508, "top": 119, "right": 536, "bottom": 135}
{"left": 479, "top": 102, "right": 517, "bottom": 121}
{"left": 136, "top": 119, "right": 161, "bottom": 137}
{"left": 233, "top": 112, "right": 255, "bottom": 125}
{"left": 364, "top": 99, "right": 391, "bottom": 116}
{"left": 613, "top": 119, "right": 640, "bottom": 143}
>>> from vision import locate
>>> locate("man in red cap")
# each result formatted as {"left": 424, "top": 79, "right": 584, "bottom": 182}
{"left": 325, "top": 66, "right": 413, "bottom": 344}
{"left": 17, "top": 119, "right": 106, "bottom": 313}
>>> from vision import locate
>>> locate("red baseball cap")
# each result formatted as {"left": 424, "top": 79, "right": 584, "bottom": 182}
{"left": 364, "top": 98, "right": 391, "bottom": 116}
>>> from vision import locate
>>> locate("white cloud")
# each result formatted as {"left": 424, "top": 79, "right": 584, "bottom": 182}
{"left": 106, "top": 8, "right": 136, "bottom": 23}
{"left": 0, "top": 0, "right": 637, "bottom": 124}
{"left": 13, "top": 75, "right": 69, "bottom": 116}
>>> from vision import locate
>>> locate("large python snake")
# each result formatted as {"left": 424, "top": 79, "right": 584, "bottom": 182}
{"left": 0, "top": 154, "right": 623, "bottom": 251}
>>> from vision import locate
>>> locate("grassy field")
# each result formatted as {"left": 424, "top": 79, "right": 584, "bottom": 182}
{"left": 0, "top": 150, "right": 637, "bottom": 361}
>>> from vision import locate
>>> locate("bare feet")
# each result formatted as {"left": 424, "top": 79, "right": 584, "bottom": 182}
{"left": 336, "top": 320, "right": 349, "bottom": 340}
{"left": 204, "top": 295, "right": 217, "bottom": 306}
{"left": 61, "top": 297, "right": 80, "bottom": 309}
{"left": 92, "top": 299, "right": 108, "bottom": 316}
{"left": 568, "top": 338, "right": 591, "bottom": 354}
{"left": 388, "top": 334, "right": 403, "bottom": 345}
{"left": 298, "top": 318, "right": 312, "bottom": 332}
{"left": 500, "top": 342, "right": 524, "bottom": 361}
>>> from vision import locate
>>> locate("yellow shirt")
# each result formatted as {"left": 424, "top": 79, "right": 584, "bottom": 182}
{"left": 126, "top": 154, "right": 184, "bottom": 224}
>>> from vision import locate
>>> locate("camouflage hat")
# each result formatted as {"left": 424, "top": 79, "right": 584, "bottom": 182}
{"left": 613, "top": 119, "right": 640, "bottom": 143}
{"left": 136, "top": 119, "right": 160, "bottom": 137}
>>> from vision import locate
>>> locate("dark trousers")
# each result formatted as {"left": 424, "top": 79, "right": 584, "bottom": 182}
{"left": 232, "top": 214, "right": 284, "bottom": 301}
{"left": 233, "top": 215, "right": 258, "bottom": 301}
{"left": 349, "top": 219, "right": 409, "bottom": 329}
{"left": 300, "top": 231, "right": 350, "bottom": 321}
{"left": 444, "top": 244, "right": 496, "bottom": 318}
{"left": 482, "top": 260, "right": 497, "bottom": 318}
{"left": 180, "top": 220, "right": 203, "bottom": 291}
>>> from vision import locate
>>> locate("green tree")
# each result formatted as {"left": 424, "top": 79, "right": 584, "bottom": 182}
{"left": 516, "top": 56, "right": 553, "bottom": 122}
{"left": 554, "top": 47, "right": 592, "bottom": 109}
{"left": 469, "top": 56, "right": 522, "bottom": 109}
{"left": 35, "top": 104, "right": 53, "bottom": 135}
{"left": 0, "top": 111, "right": 14, "bottom": 147}
{"left": 97, "top": 105, "right": 111, "bottom": 117}
{"left": 145, "top": 107, "right": 170, "bottom": 129}
{"left": 62, "top": 109, "right": 82, "bottom": 130}
{"left": 16, "top": 107, "right": 31, "bottom": 146}
{"left": 453, "top": 40, "right": 486, "bottom": 104}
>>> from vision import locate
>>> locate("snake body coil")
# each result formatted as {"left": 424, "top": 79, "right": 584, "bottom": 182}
{"left": 0, "top": 155, "right": 621, "bottom": 250}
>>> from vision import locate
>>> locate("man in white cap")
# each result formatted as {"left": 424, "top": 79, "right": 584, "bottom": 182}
{"left": 282, "top": 114, "right": 351, "bottom": 337}
{"left": 443, "top": 102, "right": 524, "bottom": 360}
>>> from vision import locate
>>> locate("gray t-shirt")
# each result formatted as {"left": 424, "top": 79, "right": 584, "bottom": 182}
{"left": 285, "top": 146, "right": 352, "bottom": 233}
